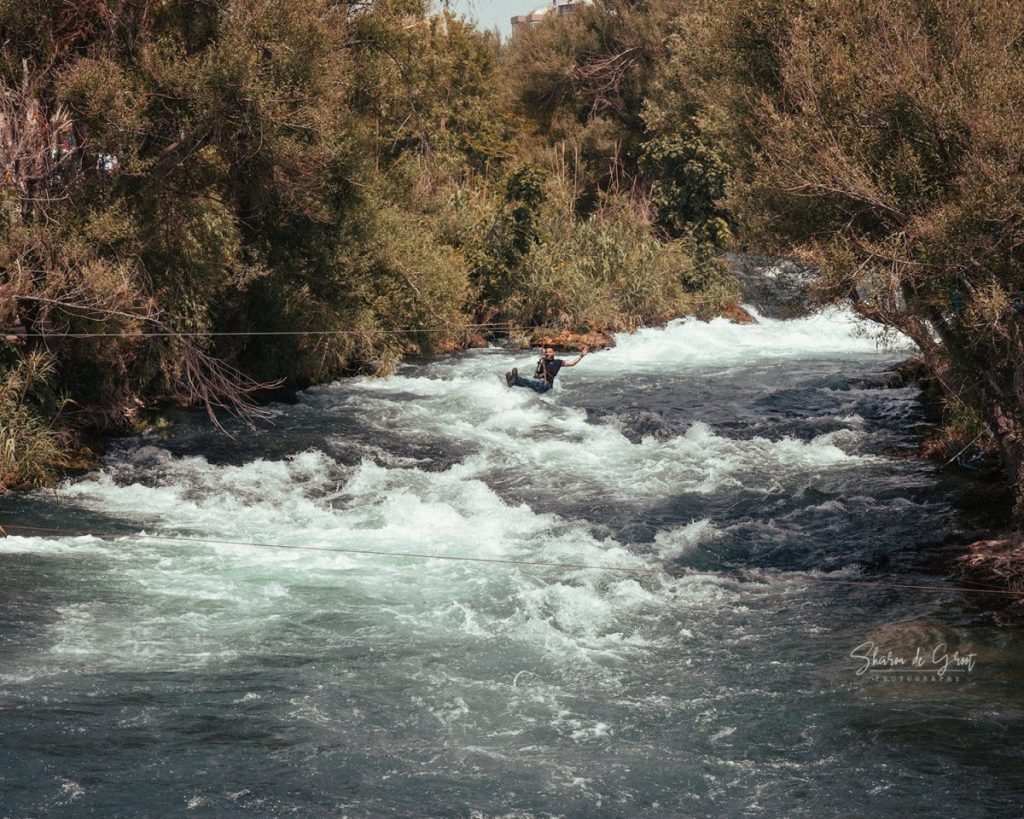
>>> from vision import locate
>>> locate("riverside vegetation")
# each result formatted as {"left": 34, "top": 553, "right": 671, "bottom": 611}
{"left": 2, "top": 0, "right": 1024, "bottom": 531}
{"left": 0, "top": 0, "right": 735, "bottom": 487}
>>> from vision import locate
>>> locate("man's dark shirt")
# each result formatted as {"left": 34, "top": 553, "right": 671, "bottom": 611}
{"left": 535, "top": 357, "right": 565, "bottom": 384}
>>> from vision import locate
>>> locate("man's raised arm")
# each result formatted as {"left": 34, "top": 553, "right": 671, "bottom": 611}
{"left": 562, "top": 346, "right": 589, "bottom": 367}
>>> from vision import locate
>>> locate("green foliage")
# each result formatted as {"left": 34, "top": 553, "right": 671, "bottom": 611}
{"left": 640, "top": 129, "right": 731, "bottom": 244}
{"left": 1, "top": 0, "right": 744, "bottom": 488}
{"left": 500, "top": 0, "right": 736, "bottom": 242}
{"left": 456, "top": 169, "right": 737, "bottom": 329}
{"left": 464, "top": 165, "right": 548, "bottom": 313}
{"left": 348, "top": 2, "right": 511, "bottom": 170}
{"left": 698, "top": 0, "right": 1024, "bottom": 508}
{"left": 514, "top": 193, "right": 694, "bottom": 330}
{"left": 499, "top": 0, "right": 663, "bottom": 201}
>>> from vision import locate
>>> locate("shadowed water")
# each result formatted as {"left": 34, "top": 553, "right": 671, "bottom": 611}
{"left": 2, "top": 307, "right": 1023, "bottom": 817}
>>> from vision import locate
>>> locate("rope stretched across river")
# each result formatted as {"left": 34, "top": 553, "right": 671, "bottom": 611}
{"left": 4, "top": 321, "right": 510, "bottom": 339}
{"left": 1, "top": 523, "right": 1019, "bottom": 598}
{"left": 3, "top": 297, "right": 738, "bottom": 339}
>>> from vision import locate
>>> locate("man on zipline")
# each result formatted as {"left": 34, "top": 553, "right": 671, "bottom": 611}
{"left": 505, "top": 345, "right": 588, "bottom": 393}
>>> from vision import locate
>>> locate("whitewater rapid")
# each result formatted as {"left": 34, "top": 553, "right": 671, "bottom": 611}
{"left": 2, "top": 306, "right": 1021, "bottom": 817}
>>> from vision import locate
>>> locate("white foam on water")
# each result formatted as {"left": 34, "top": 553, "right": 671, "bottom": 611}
{"left": 0, "top": 535, "right": 111, "bottom": 556}
{"left": 300, "top": 307, "right": 896, "bottom": 510}
{"left": 654, "top": 519, "right": 721, "bottom": 559}
{"left": 327, "top": 392, "right": 871, "bottom": 506}
{"left": 12, "top": 302, "right": 897, "bottom": 678}
{"left": 2, "top": 298, "right": 927, "bottom": 817}
{"left": 334, "top": 304, "right": 905, "bottom": 396}
{"left": 10, "top": 431, "right": 825, "bottom": 682}
{"left": 595, "top": 304, "right": 908, "bottom": 372}
{"left": 58, "top": 779, "right": 85, "bottom": 802}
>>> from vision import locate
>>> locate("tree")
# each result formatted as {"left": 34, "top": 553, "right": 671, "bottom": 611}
{"left": 1, "top": 0, "right": 473, "bottom": 451}
{"left": 706, "top": 0, "right": 1024, "bottom": 509}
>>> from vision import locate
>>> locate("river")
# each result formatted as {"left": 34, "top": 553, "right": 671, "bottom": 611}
{"left": 2, "top": 306, "right": 1023, "bottom": 816}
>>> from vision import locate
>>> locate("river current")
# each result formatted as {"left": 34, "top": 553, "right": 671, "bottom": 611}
{"left": 2, "top": 307, "right": 1023, "bottom": 817}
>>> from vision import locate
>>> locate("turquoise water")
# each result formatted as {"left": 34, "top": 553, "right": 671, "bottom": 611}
{"left": 2, "top": 307, "right": 1023, "bottom": 816}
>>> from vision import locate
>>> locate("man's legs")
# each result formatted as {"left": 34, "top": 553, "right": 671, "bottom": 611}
{"left": 513, "top": 375, "right": 551, "bottom": 393}
{"left": 505, "top": 367, "right": 551, "bottom": 393}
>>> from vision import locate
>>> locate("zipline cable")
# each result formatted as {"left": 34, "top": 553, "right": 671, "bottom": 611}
{"left": 3, "top": 297, "right": 743, "bottom": 340}
{"left": 2, "top": 523, "right": 1019, "bottom": 598}
{"left": 0, "top": 523, "right": 665, "bottom": 575}
{"left": 4, "top": 323, "right": 510, "bottom": 339}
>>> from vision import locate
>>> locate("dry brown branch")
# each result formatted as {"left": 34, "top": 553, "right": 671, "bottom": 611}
{"left": 171, "top": 340, "right": 278, "bottom": 429}
{"left": 11, "top": 270, "right": 280, "bottom": 430}
{"left": 571, "top": 46, "right": 641, "bottom": 118}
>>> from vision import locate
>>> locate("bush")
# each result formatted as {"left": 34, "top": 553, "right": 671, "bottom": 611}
{"left": 501, "top": 184, "right": 737, "bottom": 330}
{"left": 0, "top": 352, "right": 69, "bottom": 490}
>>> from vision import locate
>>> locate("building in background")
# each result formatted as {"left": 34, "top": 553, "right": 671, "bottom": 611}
{"left": 511, "top": 0, "right": 593, "bottom": 33}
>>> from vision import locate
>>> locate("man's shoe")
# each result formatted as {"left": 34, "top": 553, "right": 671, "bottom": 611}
{"left": 505, "top": 368, "right": 517, "bottom": 387}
